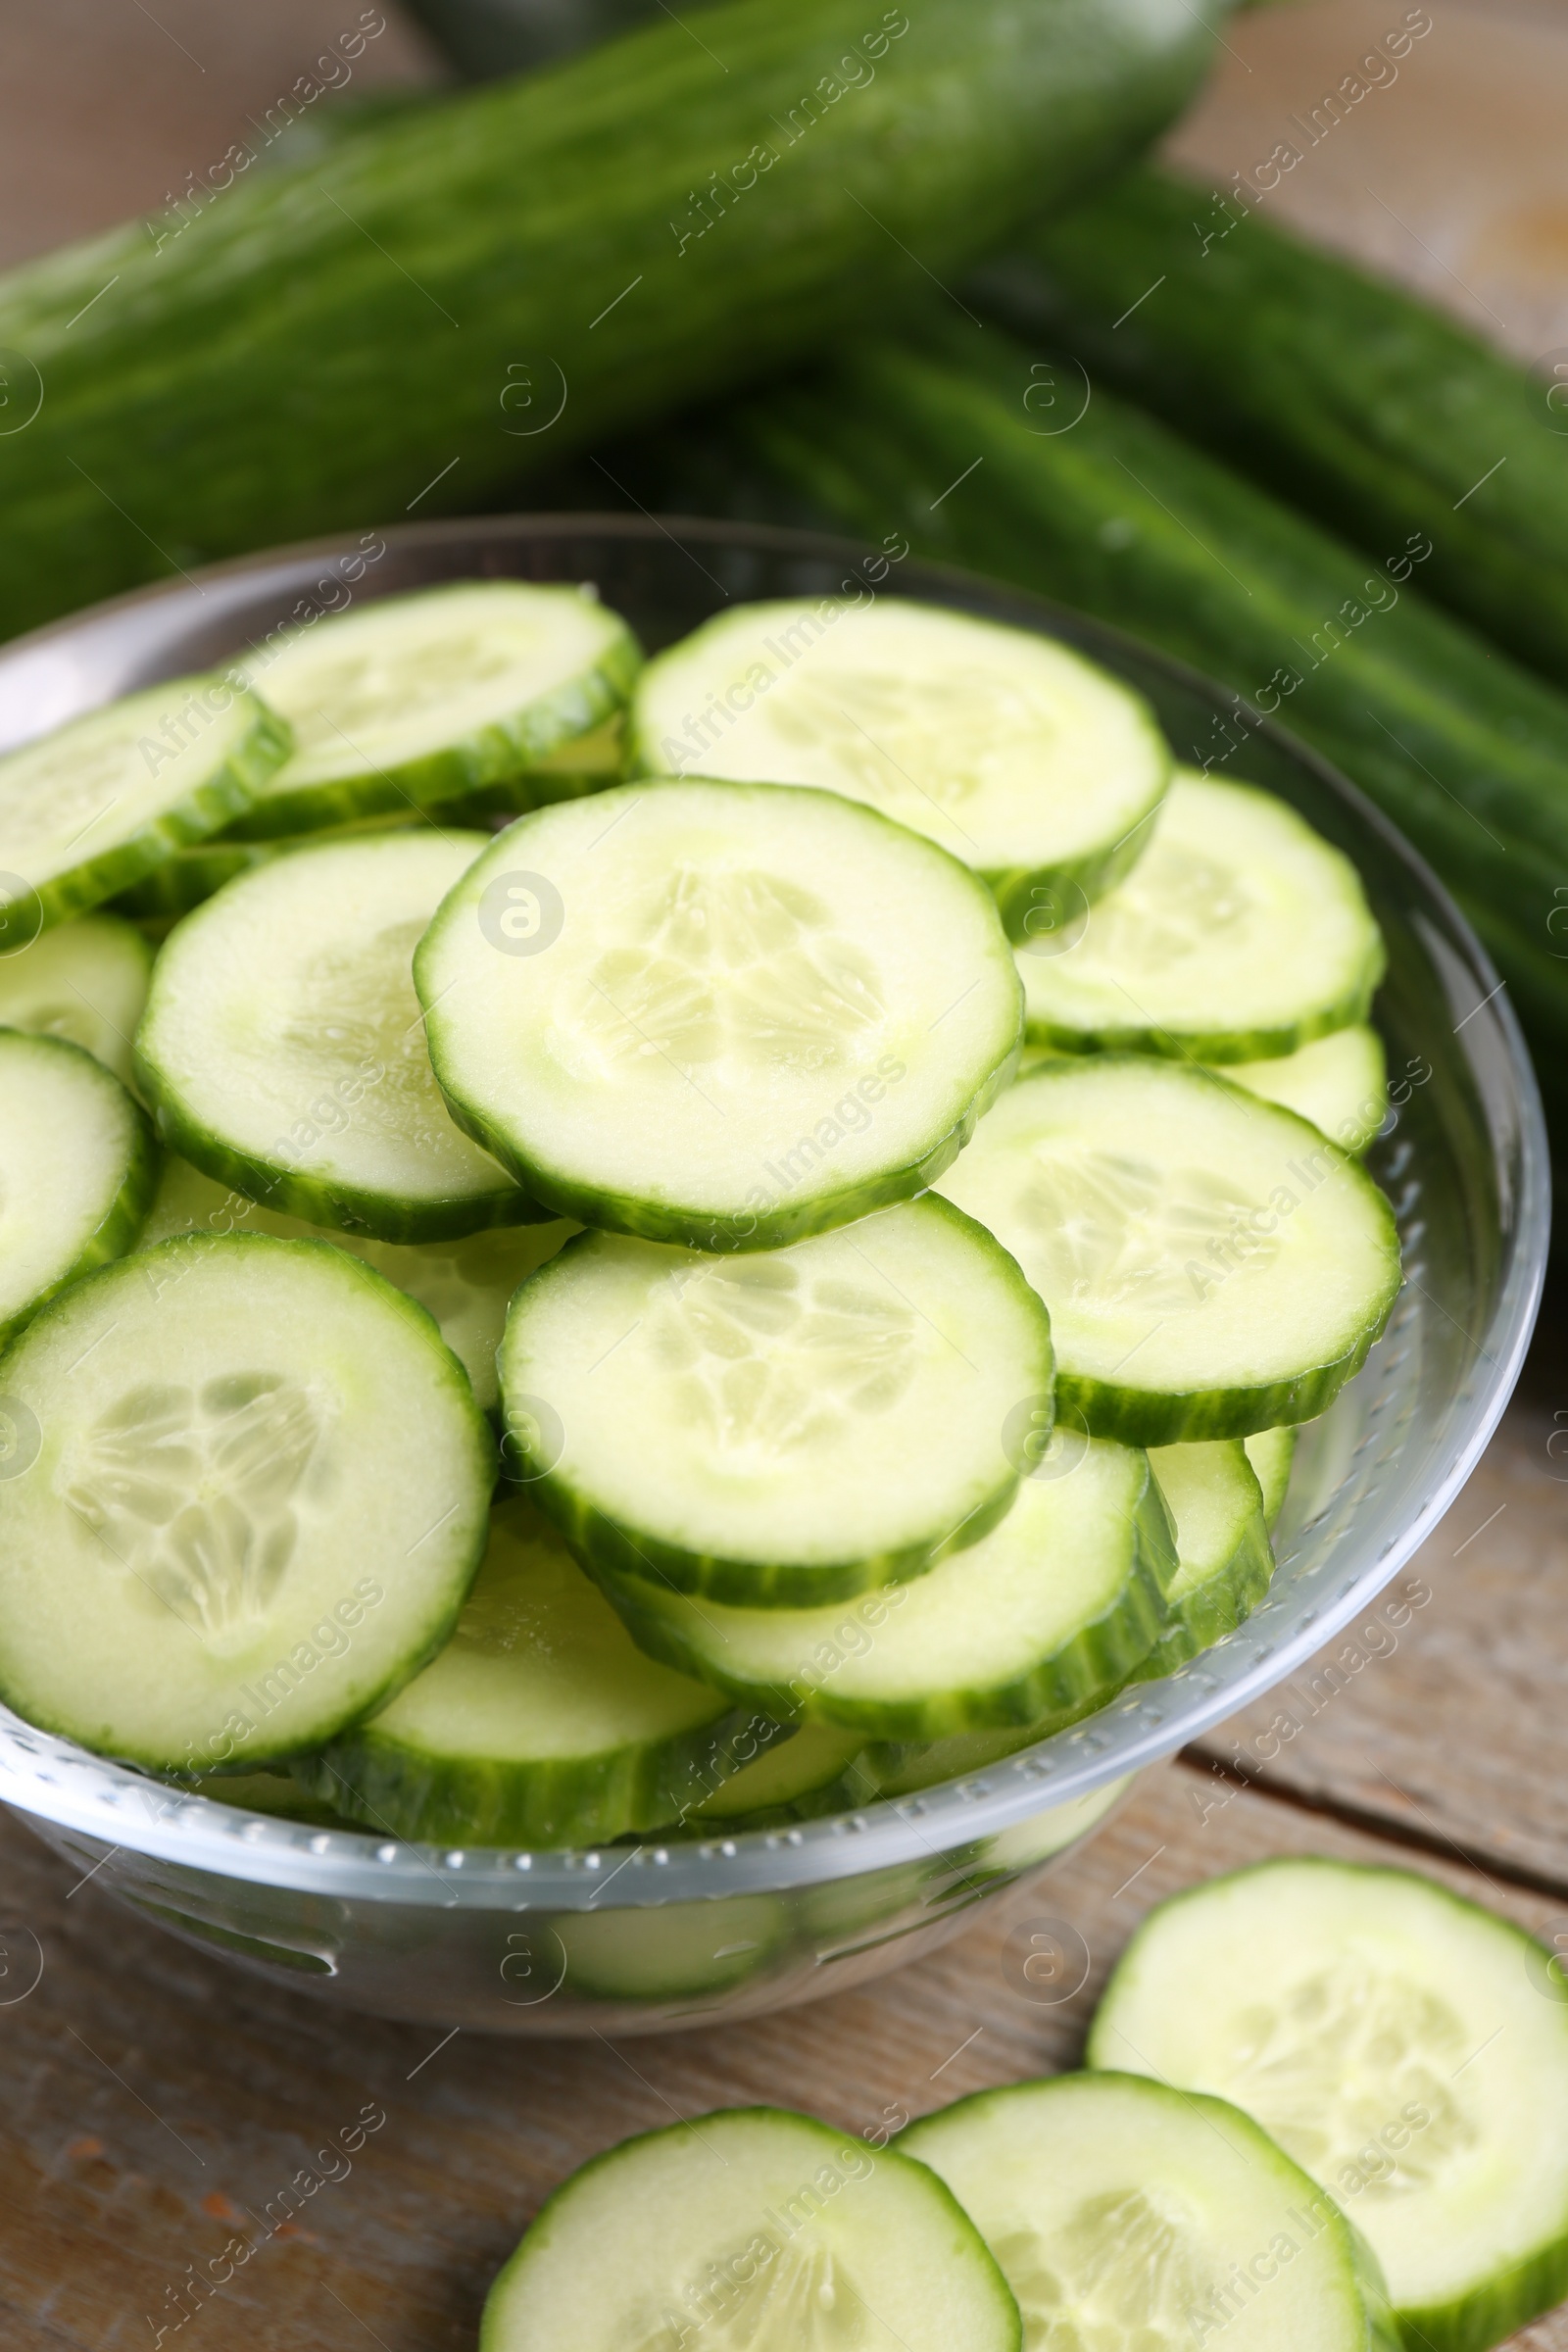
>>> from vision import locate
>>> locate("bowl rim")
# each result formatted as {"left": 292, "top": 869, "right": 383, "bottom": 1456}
{"left": 0, "top": 511, "right": 1548, "bottom": 1908}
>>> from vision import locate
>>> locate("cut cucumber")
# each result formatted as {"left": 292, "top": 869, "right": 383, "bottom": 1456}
{"left": 112, "top": 809, "right": 429, "bottom": 923}
{"left": 903, "top": 2071, "right": 1397, "bottom": 2352}
{"left": 138, "top": 1154, "right": 574, "bottom": 1417}
{"left": 0, "top": 912, "right": 154, "bottom": 1086}
{"left": 683, "top": 1722, "right": 866, "bottom": 1830}
{"left": 628, "top": 596, "right": 1171, "bottom": 940}
{"left": 480, "top": 2105, "right": 1022, "bottom": 2352}
{"left": 134, "top": 832, "right": 545, "bottom": 1245}
{"left": 936, "top": 1056, "right": 1402, "bottom": 1444}
{"left": 416, "top": 775, "right": 1023, "bottom": 1251}
{"left": 1132, "top": 1439, "right": 1272, "bottom": 1681}
{"left": 499, "top": 1197, "right": 1053, "bottom": 1608}
{"left": 0, "top": 674, "right": 289, "bottom": 936}
{"left": 1246, "top": 1425, "right": 1298, "bottom": 1527}
{"left": 425, "top": 712, "right": 627, "bottom": 828}
{"left": 1226, "top": 1026, "right": 1389, "bottom": 1156}
{"left": 0, "top": 1234, "right": 492, "bottom": 1772}
{"left": 555, "top": 1894, "right": 789, "bottom": 2005}
{"left": 230, "top": 581, "right": 641, "bottom": 838}
{"left": 595, "top": 1438, "right": 1174, "bottom": 1738}
{"left": 295, "top": 1496, "right": 760, "bottom": 1847}
{"left": 0, "top": 1031, "right": 157, "bottom": 1345}
{"left": 1089, "top": 1859, "right": 1568, "bottom": 2352}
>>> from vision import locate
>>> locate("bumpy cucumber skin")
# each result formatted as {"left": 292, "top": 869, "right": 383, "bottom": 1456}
{"left": 1130, "top": 1456, "right": 1274, "bottom": 1683}
{"left": 227, "top": 610, "right": 643, "bottom": 840}
{"left": 1057, "top": 1335, "right": 1385, "bottom": 1450}
{"left": 113, "top": 812, "right": 429, "bottom": 920}
{"left": 1023, "top": 948, "right": 1384, "bottom": 1066}
{"left": 0, "top": 1036, "right": 160, "bottom": 1347}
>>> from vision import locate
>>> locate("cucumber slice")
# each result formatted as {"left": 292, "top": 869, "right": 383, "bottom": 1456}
{"left": 416, "top": 776, "right": 1023, "bottom": 1251}
{"left": 557, "top": 1895, "right": 789, "bottom": 2004}
{"left": 903, "top": 2071, "right": 1397, "bottom": 2352}
{"left": 425, "top": 712, "right": 627, "bottom": 827}
{"left": 138, "top": 1154, "right": 574, "bottom": 1417}
{"left": 498, "top": 1196, "right": 1052, "bottom": 1607}
{"left": 1246, "top": 1425, "right": 1298, "bottom": 1526}
{"left": 480, "top": 2105, "right": 1022, "bottom": 2351}
{"left": 627, "top": 597, "right": 1171, "bottom": 940}
{"left": 595, "top": 1438, "right": 1173, "bottom": 1738}
{"left": 1017, "top": 772, "right": 1385, "bottom": 1061}
{"left": 1226, "top": 1025, "right": 1389, "bottom": 1155}
{"left": 0, "top": 1234, "right": 492, "bottom": 1772}
{"left": 295, "top": 1496, "right": 759, "bottom": 1846}
{"left": 936, "top": 1056, "right": 1402, "bottom": 1444}
{"left": 0, "top": 912, "right": 154, "bottom": 1086}
{"left": 683, "top": 1722, "right": 866, "bottom": 1830}
{"left": 0, "top": 674, "right": 289, "bottom": 936}
{"left": 230, "top": 582, "right": 641, "bottom": 838}
{"left": 0, "top": 1031, "right": 157, "bottom": 1345}
{"left": 134, "top": 832, "right": 546, "bottom": 1245}
{"left": 112, "top": 809, "right": 429, "bottom": 923}
{"left": 1089, "top": 1859, "right": 1568, "bottom": 2352}
{"left": 1133, "top": 1439, "right": 1273, "bottom": 1681}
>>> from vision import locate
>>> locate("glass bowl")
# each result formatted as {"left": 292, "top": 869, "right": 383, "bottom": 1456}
{"left": 0, "top": 515, "right": 1546, "bottom": 2035}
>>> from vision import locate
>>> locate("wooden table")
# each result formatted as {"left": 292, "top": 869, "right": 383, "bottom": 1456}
{"left": 3, "top": 3, "right": 1565, "bottom": 2344}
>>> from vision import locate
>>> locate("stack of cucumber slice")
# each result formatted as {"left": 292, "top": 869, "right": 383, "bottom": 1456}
{"left": 479, "top": 1860, "right": 1568, "bottom": 2352}
{"left": 0, "top": 578, "right": 1400, "bottom": 1836}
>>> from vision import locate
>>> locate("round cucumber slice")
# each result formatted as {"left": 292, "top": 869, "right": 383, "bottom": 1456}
{"left": 1246, "top": 1425, "right": 1298, "bottom": 1526}
{"left": 1089, "top": 1860, "right": 1568, "bottom": 2352}
{"left": 1225, "top": 1025, "right": 1389, "bottom": 1155}
{"left": 138, "top": 1154, "right": 574, "bottom": 1417}
{"left": 0, "top": 1234, "right": 493, "bottom": 1772}
{"left": 0, "top": 912, "right": 154, "bottom": 1087}
{"left": 903, "top": 2071, "right": 1397, "bottom": 2352}
{"left": 499, "top": 1196, "right": 1052, "bottom": 1608}
{"left": 1017, "top": 771, "right": 1385, "bottom": 1062}
{"left": 113, "top": 809, "right": 430, "bottom": 923}
{"left": 480, "top": 2105, "right": 1022, "bottom": 2351}
{"left": 683, "top": 1722, "right": 866, "bottom": 1830}
{"left": 937, "top": 1056, "right": 1402, "bottom": 1444}
{"left": 0, "top": 1031, "right": 157, "bottom": 1346}
{"left": 0, "top": 674, "right": 289, "bottom": 938}
{"left": 416, "top": 776, "right": 1024, "bottom": 1251}
{"left": 231, "top": 581, "right": 641, "bottom": 838}
{"left": 296, "top": 1496, "right": 759, "bottom": 1846}
{"left": 1133, "top": 1439, "right": 1273, "bottom": 1681}
{"left": 596, "top": 1437, "right": 1173, "bottom": 1738}
{"left": 627, "top": 596, "right": 1171, "bottom": 938}
{"left": 135, "top": 832, "right": 546, "bottom": 1245}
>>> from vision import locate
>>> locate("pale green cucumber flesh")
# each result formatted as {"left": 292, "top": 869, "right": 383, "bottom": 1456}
{"left": 0, "top": 913, "right": 154, "bottom": 1086}
{"left": 230, "top": 581, "right": 641, "bottom": 837}
{"left": 1088, "top": 1859, "right": 1568, "bottom": 2352}
{"left": 1226, "top": 1025, "right": 1388, "bottom": 1156}
{"left": 555, "top": 1894, "right": 790, "bottom": 2004}
{"left": 1132, "top": 1437, "right": 1272, "bottom": 1679}
{"left": 627, "top": 595, "right": 1171, "bottom": 940}
{"left": 0, "top": 1234, "right": 492, "bottom": 1771}
{"left": 937, "top": 1055, "right": 1402, "bottom": 1444}
{"left": 683, "top": 1722, "right": 866, "bottom": 1828}
{"left": 297, "top": 1497, "right": 759, "bottom": 1846}
{"left": 498, "top": 1197, "right": 1052, "bottom": 1608}
{"left": 479, "top": 2106, "right": 1023, "bottom": 2352}
{"left": 0, "top": 1030, "right": 158, "bottom": 1344}
{"left": 134, "top": 831, "right": 546, "bottom": 1244}
{"left": 416, "top": 776, "right": 1023, "bottom": 1252}
{"left": 139, "top": 1154, "right": 574, "bottom": 1417}
{"left": 593, "top": 1439, "right": 1174, "bottom": 1739}
{"left": 1245, "top": 1425, "right": 1298, "bottom": 1526}
{"left": 1018, "top": 770, "right": 1384, "bottom": 1061}
{"left": 903, "top": 2071, "right": 1398, "bottom": 2352}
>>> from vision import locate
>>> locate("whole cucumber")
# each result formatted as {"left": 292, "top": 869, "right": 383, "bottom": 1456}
{"left": 0, "top": 0, "right": 1232, "bottom": 641}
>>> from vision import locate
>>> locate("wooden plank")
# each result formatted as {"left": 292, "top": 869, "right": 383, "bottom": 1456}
{"left": 2, "top": 1762, "right": 1565, "bottom": 2349}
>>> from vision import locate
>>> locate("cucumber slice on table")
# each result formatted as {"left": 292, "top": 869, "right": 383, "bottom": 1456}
{"left": 1017, "top": 771, "right": 1384, "bottom": 1062}
{"left": 0, "top": 674, "right": 288, "bottom": 937}
{"left": 230, "top": 581, "right": 641, "bottom": 838}
{"left": 903, "top": 2071, "right": 1397, "bottom": 2352}
{"left": 0, "top": 1031, "right": 157, "bottom": 1345}
{"left": 1246, "top": 1425, "right": 1298, "bottom": 1526}
{"left": 480, "top": 2106, "right": 1022, "bottom": 2352}
{"left": 1089, "top": 1859, "right": 1568, "bottom": 2352}
{"left": 937, "top": 1056, "right": 1402, "bottom": 1444}
{"left": 135, "top": 832, "right": 546, "bottom": 1244}
{"left": 416, "top": 776, "right": 1023, "bottom": 1251}
{"left": 0, "top": 1234, "right": 492, "bottom": 1772}
{"left": 0, "top": 912, "right": 154, "bottom": 1085}
{"left": 597, "top": 1437, "right": 1173, "bottom": 1738}
{"left": 682, "top": 1722, "right": 866, "bottom": 1830}
{"left": 1226, "top": 1025, "right": 1388, "bottom": 1155}
{"left": 139, "top": 1154, "right": 574, "bottom": 1417}
{"left": 1133, "top": 1439, "right": 1273, "bottom": 1680}
{"left": 628, "top": 596, "right": 1171, "bottom": 939}
{"left": 499, "top": 1197, "right": 1053, "bottom": 1608}
{"left": 296, "top": 1497, "right": 763, "bottom": 1846}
